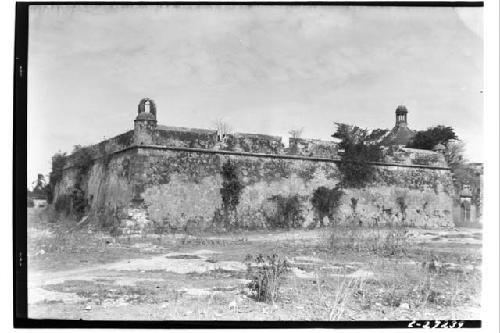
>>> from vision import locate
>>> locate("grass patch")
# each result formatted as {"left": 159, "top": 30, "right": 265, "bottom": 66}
{"left": 328, "top": 225, "right": 410, "bottom": 257}
{"left": 245, "top": 253, "right": 290, "bottom": 303}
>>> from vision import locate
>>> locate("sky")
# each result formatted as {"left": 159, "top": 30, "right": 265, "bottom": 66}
{"left": 27, "top": 5, "right": 483, "bottom": 184}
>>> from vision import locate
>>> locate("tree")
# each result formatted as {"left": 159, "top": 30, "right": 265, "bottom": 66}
{"left": 444, "top": 139, "right": 466, "bottom": 169}
{"left": 288, "top": 127, "right": 304, "bottom": 139}
{"left": 31, "top": 174, "right": 48, "bottom": 198}
{"left": 443, "top": 140, "right": 481, "bottom": 205}
{"left": 332, "top": 123, "right": 383, "bottom": 188}
{"left": 32, "top": 174, "right": 46, "bottom": 191}
{"left": 332, "top": 123, "right": 368, "bottom": 148}
{"left": 407, "top": 125, "right": 457, "bottom": 150}
{"left": 213, "top": 118, "right": 232, "bottom": 138}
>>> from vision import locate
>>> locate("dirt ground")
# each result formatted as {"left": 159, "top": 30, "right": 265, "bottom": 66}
{"left": 27, "top": 208, "right": 481, "bottom": 321}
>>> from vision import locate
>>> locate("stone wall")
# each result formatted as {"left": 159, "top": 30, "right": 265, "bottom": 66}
{"left": 53, "top": 145, "right": 454, "bottom": 231}
{"left": 382, "top": 146, "right": 446, "bottom": 168}
{"left": 222, "top": 133, "right": 284, "bottom": 154}
{"left": 62, "top": 130, "right": 134, "bottom": 169}
{"left": 54, "top": 151, "right": 136, "bottom": 212}
{"left": 155, "top": 126, "right": 218, "bottom": 149}
{"left": 288, "top": 138, "right": 338, "bottom": 158}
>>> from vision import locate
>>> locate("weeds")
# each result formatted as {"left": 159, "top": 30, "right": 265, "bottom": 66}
{"left": 328, "top": 224, "right": 409, "bottom": 257}
{"left": 328, "top": 277, "right": 365, "bottom": 320}
{"left": 245, "top": 253, "right": 290, "bottom": 303}
{"left": 311, "top": 186, "right": 343, "bottom": 226}
{"left": 266, "top": 195, "right": 304, "bottom": 229}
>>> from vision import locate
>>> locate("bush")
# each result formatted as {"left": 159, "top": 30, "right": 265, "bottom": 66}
{"left": 220, "top": 160, "right": 244, "bottom": 229}
{"left": 396, "top": 194, "right": 408, "bottom": 222}
{"left": 338, "top": 144, "right": 382, "bottom": 188}
{"left": 245, "top": 253, "right": 290, "bottom": 303}
{"left": 311, "top": 186, "right": 343, "bottom": 226}
{"left": 71, "top": 145, "right": 95, "bottom": 175}
{"left": 266, "top": 195, "right": 303, "bottom": 229}
{"left": 332, "top": 123, "right": 382, "bottom": 188}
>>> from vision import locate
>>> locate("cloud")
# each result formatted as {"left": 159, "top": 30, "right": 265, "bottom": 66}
{"left": 27, "top": 5, "right": 484, "bottom": 182}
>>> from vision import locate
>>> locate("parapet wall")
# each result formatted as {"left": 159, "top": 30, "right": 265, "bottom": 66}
{"left": 61, "top": 130, "right": 134, "bottom": 169}
{"left": 61, "top": 127, "right": 446, "bottom": 170}
{"left": 382, "top": 146, "right": 447, "bottom": 168}
{"left": 288, "top": 137, "right": 338, "bottom": 158}
{"left": 155, "top": 126, "right": 218, "bottom": 149}
{"left": 54, "top": 145, "right": 454, "bottom": 231}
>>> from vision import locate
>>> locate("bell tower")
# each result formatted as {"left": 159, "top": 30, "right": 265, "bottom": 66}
{"left": 133, "top": 98, "right": 157, "bottom": 145}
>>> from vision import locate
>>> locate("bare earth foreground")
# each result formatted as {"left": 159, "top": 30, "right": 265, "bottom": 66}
{"left": 27, "top": 209, "right": 481, "bottom": 321}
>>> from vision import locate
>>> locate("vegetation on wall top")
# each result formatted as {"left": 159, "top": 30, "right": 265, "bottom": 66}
{"left": 71, "top": 145, "right": 96, "bottom": 174}
{"left": 47, "top": 152, "right": 67, "bottom": 203}
{"left": 332, "top": 123, "right": 383, "bottom": 188}
{"left": 407, "top": 125, "right": 457, "bottom": 150}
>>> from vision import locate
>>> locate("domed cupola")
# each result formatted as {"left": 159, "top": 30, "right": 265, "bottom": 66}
{"left": 380, "top": 105, "right": 416, "bottom": 147}
{"left": 395, "top": 105, "right": 408, "bottom": 127}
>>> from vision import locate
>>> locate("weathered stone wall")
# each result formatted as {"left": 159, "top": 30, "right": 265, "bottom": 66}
{"left": 382, "top": 147, "right": 446, "bottom": 168}
{"left": 134, "top": 120, "right": 157, "bottom": 145}
{"left": 288, "top": 138, "right": 338, "bottom": 158}
{"left": 62, "top": 130, "right": 134, "bottom": 169}
{"left": 53, "top": 146, "right": 454, "bottom": 231}
{"left": 54, "top": 151, "right": 136, "bottom": 212}
{"left": 155, "top": 126, "right": 218, "bottom": 149}
{"left": 222, "top": 133, "right": 285, "bottom": 154}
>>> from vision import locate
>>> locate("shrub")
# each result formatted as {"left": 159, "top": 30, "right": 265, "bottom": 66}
{"left": 396, "top": 194, "right": 408, "bottom": 222}
{"left": 71, "top": 145, "right": 95, "bottom": 175}
{"left": 332, "top": 123, "right": 382, "bottom": 188}
{"left": 245, "top": 253, "right": 290, "bottom": 303}
{"left": 311, "top": 186, "right": 343, "bottom": 226}
{"left": 338, "top": 145, "right": 381, "bottom": 188}
{"left": 220, "top": 160, "right": 244, "bottom": 229}
{"left": 266, "top": 194, "right": 303, "bottom": 229}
